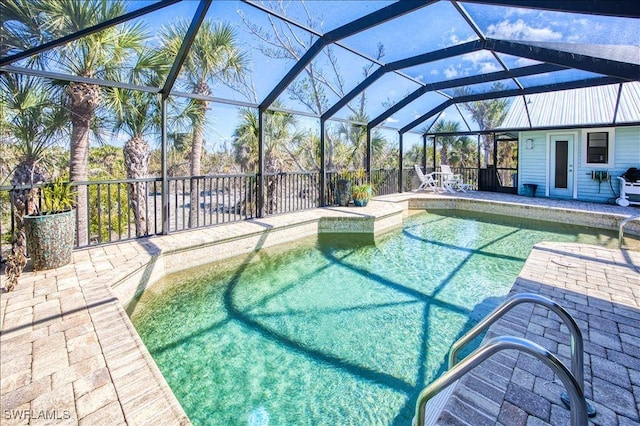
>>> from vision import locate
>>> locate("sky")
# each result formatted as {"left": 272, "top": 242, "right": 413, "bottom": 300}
{"left": 134, "top": 0, "right": 638, "bottom": 153}
{"left": 15, "top": 0, "right": 638, "bottom": 151}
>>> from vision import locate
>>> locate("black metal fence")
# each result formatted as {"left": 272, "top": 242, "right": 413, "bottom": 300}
{"left": 0, "top": 166, "right": 492, "bottom": 258}
{"left": 83, "top": 177, "right": 162, "bottom": 244}
{"left": 455, "top": 166, "right": 481, "bottom": 190}
{"left": 0, "top": 170, "right": 363, "bottom": 255}
{"left": 323, "top": 168, "right": 400, "bottom": 203}
{"left": 168, "top": 174, "right": 258, "bottom": 232}
{"left": 263, "top": 172, "right": 319, "bottom": 215}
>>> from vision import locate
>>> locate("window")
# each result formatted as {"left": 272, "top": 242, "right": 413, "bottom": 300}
{"left": 587, "top": 132, "right": 608, "bottom": 163}
{"left": 582, "top": 128, "right": 614, "bottom": 167}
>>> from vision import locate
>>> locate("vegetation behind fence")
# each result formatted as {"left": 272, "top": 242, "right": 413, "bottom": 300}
{"left": 1, "top": 168, "right": 415, "bottom": 259}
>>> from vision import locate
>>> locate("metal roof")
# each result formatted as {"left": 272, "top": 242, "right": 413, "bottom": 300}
{"left": 500, "top": 82, "right": 640, "bottom": 128}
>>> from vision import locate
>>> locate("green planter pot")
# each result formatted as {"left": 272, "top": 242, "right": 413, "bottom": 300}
{"left": 24, "top": 209, "right": 76, "bottom": 270}
{"left": 352, "top": 185, "right": 372, "bottom": 207}
{"left": 353, "top": 197, "right": 369, "bottom": 207}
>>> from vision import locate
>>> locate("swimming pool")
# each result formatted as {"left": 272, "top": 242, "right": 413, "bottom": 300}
{"left": 130, "top": 210, "right": 619, "bottom": 425}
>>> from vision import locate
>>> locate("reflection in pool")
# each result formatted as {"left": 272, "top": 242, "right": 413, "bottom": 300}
{"left": 130, "top": 210, "right": 618, "bottom": 425}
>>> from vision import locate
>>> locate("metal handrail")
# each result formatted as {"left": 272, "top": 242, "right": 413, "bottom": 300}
{"left": 618, "top": 214, "right": 640, "bottom": 248}
{"left": 448, "top": 293, "right": 584, "bottom": 393}
{"left": 414, "top": 336, "right": 588, "bottom": 426}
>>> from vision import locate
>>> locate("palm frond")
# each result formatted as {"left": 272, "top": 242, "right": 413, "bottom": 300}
{"left": 1, "top": 73, "right": 67, "bottom": 172}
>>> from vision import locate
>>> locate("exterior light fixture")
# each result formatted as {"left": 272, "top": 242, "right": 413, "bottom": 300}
{"left": 525, "top": 139, "right": 534, "bottom": 150}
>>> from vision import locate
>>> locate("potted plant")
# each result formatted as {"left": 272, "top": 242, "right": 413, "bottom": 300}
{"left": 24, "top": 178, "right": 76, "bottom": 270}
{"left": 351, "top": 183, "right": 374, "bottom": 207}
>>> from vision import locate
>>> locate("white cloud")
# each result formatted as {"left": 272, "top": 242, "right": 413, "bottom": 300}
{"left": 430, "top": 69, "right": 439, "bottom": 76}
{"left": 566, "top": 34, "right": 580, "bottom": 43}
{"left": 487, "top": 19, "right": 563, "bottom": 42}
{"left": 385, "top": 117, "right": 399, "bottom": 124}
{"left": 444, "top": 65, "right": 459, "bottom": 79}
{"left": 504, "top": 8, "right": 535, "bottom": 18}
{"left": 460, "top": 51, "right": 501, "bottom": 74}
{"left": 445, "top": 29, "right": 476, "bottom": 47}
{"left": 515, "top": 57, "right": 539, "bottom": 67}
{"left": 573, "top": 18, "right": 590, "bottom": 27}
{"left": 461, "top": 50, "right": 495, "bottom": 65}
{"left": 563, "top": 18, "right": 604, "bottom": 43}
{"left": 479, "top": 62, "right": 500, "bottom": 73}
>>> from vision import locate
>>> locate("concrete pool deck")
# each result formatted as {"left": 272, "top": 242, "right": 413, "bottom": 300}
{"left": 1, "top": 191, "right": 639, "bottom": 425}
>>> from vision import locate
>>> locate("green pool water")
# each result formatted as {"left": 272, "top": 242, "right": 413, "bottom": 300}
{"left": 130, "top": 210, "right": 619, "bottom": 426}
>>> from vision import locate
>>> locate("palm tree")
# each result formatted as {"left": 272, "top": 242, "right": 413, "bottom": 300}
{"left": 456, "top": 83, "right": 510, "bottom": 166}
{"left": 449, "top": 135, "right": 477, "bottom": 168}
{"left": 431, "top": 120, "right": 462, "bottom": 167}
{"left": 337, "top": 112, "right": 387, "bottom": 171}
{"left": 0, "top": 0, "right": 47, "bottom": 58}
{"left": 32, "top": 0, "right": 147, "bottom": 245}
{"left": 1, "top": 74, "right": 66, "bottom": 289}
{"left": 106, "top": 49, "right": 168, "bottom": 237}
{"left": 405, "top": 145, "right": 424, "bottom": 168}
{"left": 337, "top": 120, "right": 368, "bottom": 170}
{"left": 233, "top": 106, "right": 302, "bottom": 171}
{"left": 232, "top": 106, "right": 301, "bottom": 214}
{"left": 160, "top": 20, "right": 246, "bottom": 226}
{"left": 232, "top": 109, "right": 260, "bottom": 172}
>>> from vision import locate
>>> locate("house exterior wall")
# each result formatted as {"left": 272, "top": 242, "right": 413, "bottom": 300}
{"left": 517, "top": 126, "right": 640, "bottom": 203}
{"left": 517, "top": 131, "right": 549, "bottom": 197}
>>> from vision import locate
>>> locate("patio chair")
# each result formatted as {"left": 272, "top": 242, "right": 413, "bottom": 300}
{"left": 414, "top": 165, "right": 440, "bottom": 192}
{"left": 440, "top": 165, "right": 472, "bottom": 193}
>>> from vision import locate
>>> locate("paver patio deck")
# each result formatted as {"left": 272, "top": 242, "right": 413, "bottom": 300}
{"left": 1, "top": 192, "right": 639, "bottom": 425}
{"left": 436, "top": 241, "right": 640, "bottom": 425}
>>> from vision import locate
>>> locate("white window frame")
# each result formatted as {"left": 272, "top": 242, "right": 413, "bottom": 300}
{"left": 581, "top": 127, "right": 615, "bottom": 167}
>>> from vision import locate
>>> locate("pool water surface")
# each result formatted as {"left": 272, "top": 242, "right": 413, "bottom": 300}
{"left": 130, "top": 210, "right": 619, "bottom": 425}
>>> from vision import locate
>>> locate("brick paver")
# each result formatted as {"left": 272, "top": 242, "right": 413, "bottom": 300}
{"left": 1, "top": 242, "right": 189, "bottom": 424}
{"left": 438, "top": 241, "right": 640, "bottom": 425}
{"left": 1, "top": 192, "right": 639, "bottom": 425}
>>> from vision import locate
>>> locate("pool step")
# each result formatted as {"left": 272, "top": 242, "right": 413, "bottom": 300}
{"left": 414, "top": 293, "right": 590, "bottom": 426}
{"left": 422, "top": 381, "right": 457, "bottom": 425}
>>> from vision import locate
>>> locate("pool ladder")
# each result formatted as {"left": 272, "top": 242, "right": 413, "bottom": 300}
{"left": 413, "top": 293, "right": 591, "bottom": 426}
{"left": 618, "top": 214, "right": 640, "bottom": 248}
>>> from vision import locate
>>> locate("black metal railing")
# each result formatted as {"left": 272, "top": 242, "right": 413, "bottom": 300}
{"left": 263, "top": 172, "right": 320, "bottom": 215}
{"left": 83, "top": 177, "right": 163, "bottom": 244}
{"left": 168, "top": 174, "right": 258, "bottom": 232}
{"left": 2, "top": 179, "right": 166, "bottom": 250}
{"left": 450, "top": 166, "right": 480, "bottom": 190}
{"left": 371, "top": 168, "right": 399, "bottom": 196}
{"left": 0, "top": 171, "right": 324, "bottom": 255}
{"left": 0, "top": 166, "right": 500, "bottom": 257}
{"left": 324, "top": 168, "right": 398, "bottom": 204}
